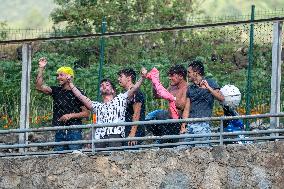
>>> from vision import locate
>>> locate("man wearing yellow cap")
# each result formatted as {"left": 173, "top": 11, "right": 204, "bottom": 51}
{"left": 36, "top": 57, "right": 89, "bottom": 151}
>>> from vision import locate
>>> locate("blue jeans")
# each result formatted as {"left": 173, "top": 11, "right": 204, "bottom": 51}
{"left": 54, "top": 129, "right": 82, "bottom": 151}
{"left": 146, "top": 109, "right": 180, "bottom": 144}
{"left": 184, "top": 122, "right": 211, "bottom": 147}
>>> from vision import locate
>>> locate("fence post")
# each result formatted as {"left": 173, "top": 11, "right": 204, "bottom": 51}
{"left": 245, "top": 5, "right": 255, "bottom": 130}
{"left": 97, "top": 17, "right": 107, "bottom": 101}
{"left": 92, "top": 124, "right": 96, "bottom": 154}
{"left": 270, "top": 21, "right": 283, "bottom": 133}
{"left": 220, "top": 120, "right": 224, "bottom": 146}
{"left": 19, "top": 43, "right": 32, "bottom": 152}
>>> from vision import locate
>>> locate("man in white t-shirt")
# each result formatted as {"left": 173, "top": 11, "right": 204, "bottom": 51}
{"left": 68, "top": 69, "right": 146, "bottom": 148}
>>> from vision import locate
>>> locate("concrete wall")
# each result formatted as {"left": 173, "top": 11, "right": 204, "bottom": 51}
{"left": 0, "top": 141, "right": 283, "bottom": 189}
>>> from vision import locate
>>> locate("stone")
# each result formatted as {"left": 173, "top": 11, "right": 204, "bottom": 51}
{"left": 0, "top": 141, "right": 283, "bottom": 188}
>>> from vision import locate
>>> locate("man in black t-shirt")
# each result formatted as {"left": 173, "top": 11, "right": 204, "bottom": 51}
{"left": 36, "top": 57, "right": 89, "bottom": 151}
{"left": 117, "top": 68, "right": 146, "bottom": 146}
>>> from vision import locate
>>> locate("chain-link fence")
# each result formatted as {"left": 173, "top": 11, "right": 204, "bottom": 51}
{"left": 1, "top": 9, "right": 284, "bottom": 41}
{"left": 0, "top": 11, "right": 283, "bottom": 154}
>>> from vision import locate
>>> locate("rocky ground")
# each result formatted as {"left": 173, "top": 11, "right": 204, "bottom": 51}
{"left": 0, "top": 141, "right": 283, "bottom": 189}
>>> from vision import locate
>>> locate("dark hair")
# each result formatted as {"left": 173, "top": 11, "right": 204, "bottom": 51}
{"left": 117, "top": 68, "right": 136, "bottom": 83}
{"left": 188, "top": 60, "right": 205, "bottom": 76}
{"left": 167, "top": 64, "right": 187, "bottom": 80}
{"left": 100, "top": 78, "right": 116, "bottom": 92}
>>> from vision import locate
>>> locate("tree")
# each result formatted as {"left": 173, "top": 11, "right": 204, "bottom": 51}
{"left": 49, "top": 0, "right": 205, "bottom": 67}
{"left": 51, "top": 0, "right": 203, "bottom": 33}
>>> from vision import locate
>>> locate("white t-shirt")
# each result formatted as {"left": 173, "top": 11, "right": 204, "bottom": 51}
{"left": 92, "top": 92, "right": 128, "bottom": 139}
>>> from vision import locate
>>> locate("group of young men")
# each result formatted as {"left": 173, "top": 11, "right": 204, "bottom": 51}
{"left": 36, "top": 57, "right": 224, "bottom": 151}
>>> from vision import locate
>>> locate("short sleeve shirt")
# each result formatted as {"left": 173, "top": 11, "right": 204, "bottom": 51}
{"left": 92, "top": 92, "right": 128, "bottom": 139}
{"left": 50, "top": 86, "right": 85, "bottom": 126}
{"left": 186, "top": 78, "right": 220, "bottom": 118}
{"left": 124, "top": 89, "right": 146, "bottom": 137}
{"left": 125, "top": 89, "right": 145, "bottom": 122}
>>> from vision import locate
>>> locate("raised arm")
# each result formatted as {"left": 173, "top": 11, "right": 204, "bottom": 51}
{"left": 127, "top": 67, "right": 146, "bottom": 99}
{"left": 200, "top": 80, "right": 225, "bottom": 102}
{"left": 142, "top": 67, "right": 162, "bottom": 99}
{"left": 35, "top": 57, "right": 52, "bottom": 94}
{"left": 69, "top": 82, "right": 93, "bottom": 110}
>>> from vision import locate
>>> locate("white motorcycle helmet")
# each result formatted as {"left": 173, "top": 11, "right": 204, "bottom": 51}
{"left": 220, "top": 85, "right": 241, "bottom": 108}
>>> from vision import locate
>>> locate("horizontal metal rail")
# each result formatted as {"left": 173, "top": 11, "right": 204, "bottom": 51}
{"left": 0, "top": 113, "right": 283, "bottom": 157}
{"left": 1, "top": 113, "right": 284, "bottom": 134}
{"left": 0, "top": 140, "right": 219, "bottom": 158}
{"left": 0, "top": 128, "right": 283, "bottom": 149}
{"left": 2, "top": 136, "right": 284, "bottom": 158}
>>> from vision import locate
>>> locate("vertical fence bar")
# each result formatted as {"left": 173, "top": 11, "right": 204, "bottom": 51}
{"left": 19, "top": 43, "right": 32, "bottom": 152}
{"left": 92, "top": 124, "right": 95, "bottom": 154}
{"left": 270, "top": 21, "right": 283, "bottom": 133}
{"left": 245, "top": 5, "right": 255, "bottom": 130}
{"left": 220, "top": 120, "right": 224, "bottom": 146}
{"left": 97, "top": 17, "right": 107, "bottom": 101}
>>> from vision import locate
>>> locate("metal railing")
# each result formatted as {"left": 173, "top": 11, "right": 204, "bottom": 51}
{"left": 0, "top": 113, "right": 283, "bottom": 157}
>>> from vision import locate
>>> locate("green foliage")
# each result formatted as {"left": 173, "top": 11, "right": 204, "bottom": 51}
{"left": 0, "top": 60, "right": 21, "bottom": 129}
{"left": 2, "top": 0, "right": 283, "bottom": 129}
{"left": 0, "top": 22, "right": 8, "bottom": 40}
{"left": 49, "top": 0, "right": 205, "bottom": 69}
{"left": 51, "top": 0, "right": 201, "bottom": 32}
{"left": 0, "top": 38, "right": 280, "bottom": 129}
